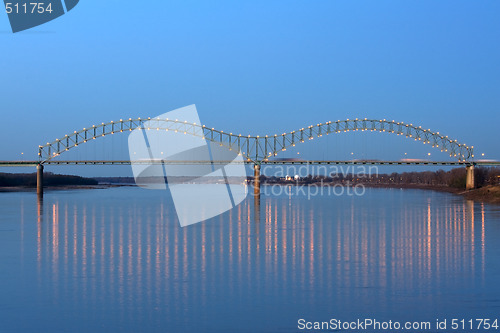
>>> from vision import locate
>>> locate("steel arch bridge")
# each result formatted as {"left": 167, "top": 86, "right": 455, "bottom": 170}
{"left": 38, "top": 118, "right": 474, "bottom": 164}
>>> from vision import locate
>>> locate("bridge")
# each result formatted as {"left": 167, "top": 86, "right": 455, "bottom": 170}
{"left": 1, "top": 118, "right": 495, "bottom": 195}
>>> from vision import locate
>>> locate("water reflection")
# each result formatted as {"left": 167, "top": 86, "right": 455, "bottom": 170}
{"left": 18, "top": 188, "right": 495, "bottom": 332}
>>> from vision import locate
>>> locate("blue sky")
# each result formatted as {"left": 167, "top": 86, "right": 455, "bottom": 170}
{"left": 1, "top": 1, "right": 499, "bottom": 173}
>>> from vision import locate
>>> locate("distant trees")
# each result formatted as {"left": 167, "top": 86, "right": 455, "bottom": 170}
{"left": 446, "top": 168, "right": 466, "bottom": 189}
{"left": 361, "top": 167, "right": 499, "bottom": 189}
{"left": 260, "top": 167, "right": 500, "bottom": 190}
{"left": 0, "top": 172, "right": 98, "bottom": 187}
{"left": 475, "top": 167, "right": 500, "bottom": 187}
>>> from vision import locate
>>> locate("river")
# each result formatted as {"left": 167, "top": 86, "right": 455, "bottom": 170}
{"left": 1, "top": 187, "right": 499, "bottom": 332}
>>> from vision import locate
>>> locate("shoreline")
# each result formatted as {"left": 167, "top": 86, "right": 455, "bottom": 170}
{"left": 0, "top": 184, "right": 127, "bottom": 193}
{"left": 263, "top": 182, "right": 500, "bottom": 204}
{"left": 1, "top": 183, "right": 499, "bottom": 205}
{"left": 322, "top": 183, "right": 500, "bottom": 204}
{"left": 460, "top": 185, "right": 500, "bottom": 204}
{"left": 355, "top": 183, "right": 463, "bottom": 194}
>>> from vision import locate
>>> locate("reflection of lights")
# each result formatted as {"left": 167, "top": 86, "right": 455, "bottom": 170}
{"left": 30, "top": 194, "right": 485, "bottom": 315}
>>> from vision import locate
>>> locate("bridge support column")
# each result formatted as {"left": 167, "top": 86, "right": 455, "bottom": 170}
{"left": 254, "top": 164, "right": 261, "bottom": 196}
{"left": 466, "top": 164, "right": 475, "bottom": 190}
{"left": 37, "top": 164, "right": 44, "bottom": 196}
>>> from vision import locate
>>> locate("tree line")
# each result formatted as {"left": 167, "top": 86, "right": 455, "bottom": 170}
{"left": 0, "top": 172, "right": 98, "bottom": 187}
{"left": 261, "top": 167, "right": 500, "bottom": 189}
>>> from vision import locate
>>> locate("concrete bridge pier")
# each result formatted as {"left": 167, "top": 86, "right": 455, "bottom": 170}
{"left": 37, "top": 164, "right": 44, "bottom": 196}
{"left": 254, "top": 164, "right": 261, "bottom": 197}
{"left": 466, "top": 164, "right": 475, "bottom": 190}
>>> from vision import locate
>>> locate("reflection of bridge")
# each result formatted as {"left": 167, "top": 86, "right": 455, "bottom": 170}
{"left": 1, "top": 118, "right": 496, "bottom": 195}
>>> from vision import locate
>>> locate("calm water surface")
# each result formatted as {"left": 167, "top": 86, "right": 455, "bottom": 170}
{"left": 1, "top": 187, "right": 500, "bottom": 332}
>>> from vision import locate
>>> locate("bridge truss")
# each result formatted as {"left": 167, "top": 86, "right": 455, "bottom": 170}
{"left": 38, "top": 118, "right": 474, "bottom": 164}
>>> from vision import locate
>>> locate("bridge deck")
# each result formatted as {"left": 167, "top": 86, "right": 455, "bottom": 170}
{"left": 1, "top": 160, "right": 499, "bottom": 167}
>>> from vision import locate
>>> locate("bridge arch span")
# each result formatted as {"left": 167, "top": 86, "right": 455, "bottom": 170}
{"left": 39, "top": 118, "right": 474, "bottom": 163}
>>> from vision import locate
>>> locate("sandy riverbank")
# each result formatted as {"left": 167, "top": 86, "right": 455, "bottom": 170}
{"left": 460, "top": 185, "right": 500, "bottom": 204}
